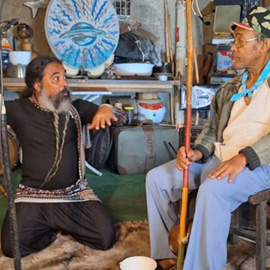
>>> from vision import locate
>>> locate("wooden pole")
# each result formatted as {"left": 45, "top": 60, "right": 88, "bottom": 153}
{"left": 168, "top": 13, "right": 175, "bottom": 74}
{"left": 175, "top": 0, "right": 186, "bottom": 80}
{"left": 164, "top": 0, "right": 175, "bottom": 74}
{"left": 176, "top": 0, "right": 193, "bottom": 269}
{"left": 164, "top": 0, "right": 170, "bottom": 63}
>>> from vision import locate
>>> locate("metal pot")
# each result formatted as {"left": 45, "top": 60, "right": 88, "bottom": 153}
{"left": 6, "top": 64, "right": 27, "bottom": 78}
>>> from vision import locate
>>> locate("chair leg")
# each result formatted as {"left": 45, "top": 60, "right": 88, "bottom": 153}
{"left": 256, "top": 201, "right": 267, "bottom": 270}
{"left": 229, "top": 207, "right": 241, "bottom": 244}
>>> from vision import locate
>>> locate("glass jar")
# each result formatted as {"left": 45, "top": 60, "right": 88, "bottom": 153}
{"left": 124, "top": 106, "right": 134, "bottom": 125}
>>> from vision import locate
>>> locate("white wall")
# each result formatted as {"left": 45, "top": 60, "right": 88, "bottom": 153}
{"left": 121, "top": 0, "right": 211, "bottom": 58}
{"left": 0, "top": 0, "right": 211, "bottom": 59}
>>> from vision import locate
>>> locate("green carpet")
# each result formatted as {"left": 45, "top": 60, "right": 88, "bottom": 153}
{"left": 87, "top": 166, "right": 148, "bottom": 223}
{"left": 0, "top": 165, "right": 147, "bottom": 230}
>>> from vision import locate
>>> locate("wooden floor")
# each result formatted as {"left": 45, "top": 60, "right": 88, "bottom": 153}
{"left": 225, "top": 237, "right": 270, "bottom": 269}
{"left": 225, "top": 238, "right": 256, "bottom": 269}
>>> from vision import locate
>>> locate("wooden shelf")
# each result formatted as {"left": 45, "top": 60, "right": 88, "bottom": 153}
{"left": 3, "top": 77, "right": 178, "bottom": 124}
{"left": 3, "top": 77, "right": 177, "bottom": 93}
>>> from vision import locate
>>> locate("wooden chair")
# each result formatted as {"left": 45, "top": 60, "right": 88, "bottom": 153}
{"left": 230, "top": 189, "right": 270, "bottom": 270}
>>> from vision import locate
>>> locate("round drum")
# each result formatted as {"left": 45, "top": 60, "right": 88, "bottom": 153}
{"left": 0, "top": 129, "right": 20, "bottom": 175}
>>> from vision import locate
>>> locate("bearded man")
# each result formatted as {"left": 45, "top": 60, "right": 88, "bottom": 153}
{"left": 1, "top": 55, "right": 119, "bottom": 257}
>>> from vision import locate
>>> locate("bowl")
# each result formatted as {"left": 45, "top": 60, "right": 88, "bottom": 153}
{"left": 120, "top": 256, "right": 157, "bottom": 270}
{"left": 9, "top": 51, "right": 32, "bottom": 66}
{"left": 113, "top": 63, "right": 154, "bottom": 76}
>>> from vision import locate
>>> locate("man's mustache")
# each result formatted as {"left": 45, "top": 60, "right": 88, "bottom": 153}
{"left": 49, "top": 86, "right": 72, "bottom": 110}
{"left": 59, "top": 87, "right": 71, "bottom": 98}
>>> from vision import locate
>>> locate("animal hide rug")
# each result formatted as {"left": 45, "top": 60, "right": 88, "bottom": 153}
{"left": 0, "top": 220, "right": 150, "bottom": 270}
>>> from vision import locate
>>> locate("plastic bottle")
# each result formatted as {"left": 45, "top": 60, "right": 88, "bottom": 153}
{"left": 1, "top": 36, "right": 13, "bottom": 76}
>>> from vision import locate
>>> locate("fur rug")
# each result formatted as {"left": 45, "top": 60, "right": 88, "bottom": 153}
{"left": 0, "top": 220, "right": 267, "bottom": 270}
{"left": 0, "top": 220, "right": 150, "bottom": 270}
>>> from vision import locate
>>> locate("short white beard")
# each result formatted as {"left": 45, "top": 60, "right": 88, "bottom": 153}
{"left": 39, "top": 87, "right": 72, "bottom": 113}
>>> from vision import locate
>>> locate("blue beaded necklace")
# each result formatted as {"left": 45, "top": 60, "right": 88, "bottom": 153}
{"left": 230, "top": 59, "right": 270, "bottom": 102}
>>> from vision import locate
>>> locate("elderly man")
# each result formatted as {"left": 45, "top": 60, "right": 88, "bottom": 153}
{"left": 1, "top": 55, "right": 120, "bottom": 257}
{"left": 146, "top": 6, "right": 270, "bottom": 270}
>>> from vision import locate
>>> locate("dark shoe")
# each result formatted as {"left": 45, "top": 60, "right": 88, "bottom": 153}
{"left": 156, "top": 258, "right": 177, "bottom": 270}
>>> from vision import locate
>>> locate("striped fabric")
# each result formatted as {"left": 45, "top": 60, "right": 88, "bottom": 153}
{"left": 15, "top": 178, "right": 100, "bottom": 203}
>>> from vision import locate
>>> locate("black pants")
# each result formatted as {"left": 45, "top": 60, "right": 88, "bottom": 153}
{"left": 1, "top": 200, "right": 116, "bottom": 257}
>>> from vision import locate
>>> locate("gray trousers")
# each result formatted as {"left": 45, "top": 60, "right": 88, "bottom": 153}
{"left": 145, "top": 156, "right": 270, "bottom": 269}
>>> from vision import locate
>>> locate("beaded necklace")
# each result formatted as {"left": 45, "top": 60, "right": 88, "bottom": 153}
{"left": 29, "top": 95, "right": 85, "bottom": 181}
{"left": 29, "top": 95, "right": 50, "bottom": 112}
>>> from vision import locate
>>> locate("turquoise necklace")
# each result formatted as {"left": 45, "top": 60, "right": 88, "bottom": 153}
{"left": 230, "top": 59, "right": 270, "bottom": 102}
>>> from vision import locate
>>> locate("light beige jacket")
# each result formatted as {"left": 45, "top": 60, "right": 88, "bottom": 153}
{"left": 194, "top": 74, "right": 270, "bottom": 170}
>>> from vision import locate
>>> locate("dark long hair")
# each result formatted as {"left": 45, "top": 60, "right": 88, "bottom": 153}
{"left": 20, "top": 55, "right": 62, "bottom": 98}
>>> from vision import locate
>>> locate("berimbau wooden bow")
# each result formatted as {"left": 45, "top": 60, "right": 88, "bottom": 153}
{"left": 176, "top": 0, "right": 193, "bottom": 269}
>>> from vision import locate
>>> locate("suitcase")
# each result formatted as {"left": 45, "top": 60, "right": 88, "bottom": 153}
{"left": 108, "top": 123, "right": 179, "bottom": 175}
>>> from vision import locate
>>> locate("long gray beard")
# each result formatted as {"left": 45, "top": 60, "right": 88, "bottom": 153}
{"left": 39, "top": 87, "right": 72, "bottom": 113}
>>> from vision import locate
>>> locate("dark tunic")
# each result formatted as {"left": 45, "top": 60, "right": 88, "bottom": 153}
{"left": 2, "top": 98, "right": 116, "bottom": 258}
{"left": 5, "top": 98, "right": 98, "bottom": 190}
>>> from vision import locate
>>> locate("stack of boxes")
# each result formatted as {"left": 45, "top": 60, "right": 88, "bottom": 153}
{"left": 201, "top": 2, "right": 240, "bottom": 84}
{"left": 202, "top": 1, "right": 270, "bottom": 83}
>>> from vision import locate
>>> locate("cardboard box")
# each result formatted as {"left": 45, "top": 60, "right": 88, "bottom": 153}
{"left": 214, "top": 5, "right": 241, "bottom": 33}
{"left": 203, "top": 44, "right": 217, "bottom": 56}
{"left": 201, "top": 2, "right": 215, "bottom": 45}
{"left": 216, "top": 49, "right": 233, "bottom": 73}
{"left": 201, "top": 2, "right": 215, "bottom": 16}
{"left": 203, "top": 13, "right": 215, "bottom": 44}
